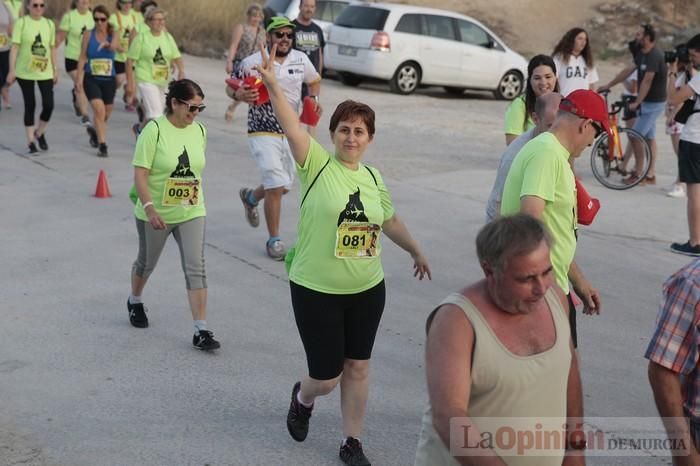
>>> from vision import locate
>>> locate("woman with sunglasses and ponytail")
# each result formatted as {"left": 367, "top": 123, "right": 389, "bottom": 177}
{"left": 56, "top": 0, "right": 93, "bottom": 125}
{"left": 6, "top": 0, "right": 57, "bottom": 154}
{"left": 128, "top": 78, "right": 220, "bottom": 351}
{"left": 75, "top": 4, "right": 117, "bottom": 157}
{"left": 126, "top": 6, "right": 182, "bottom": 135}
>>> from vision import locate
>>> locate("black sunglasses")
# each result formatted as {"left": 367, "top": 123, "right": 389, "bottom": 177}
{"left": 273, "top": 31, "right": 294, "bottom": 39}
{"left": 177, "top": 98, "right": 206, "bottom": 113}
{"left": 591, "top": 121, "right": 604, "bottom": 138}
{"left": 31, "top": 3, "right": 45, "bottom": 7}
{"left": 94, "top": 17, "right": 108, "bottom": 22}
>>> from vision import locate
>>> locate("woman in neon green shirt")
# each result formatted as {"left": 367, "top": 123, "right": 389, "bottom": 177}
{"left": 504, "top": 54, "right": 559, "bottom": 145}
{"left": 126, "top": 6, "right": 182, "bottom": 134}
{"left": 248, "top": 45, "right": 431, "bottom": 465}
{"left": 6, "top": 0, "right": 57, "bottom": 154}
{"left": 108, "top": 0, "right": 136, "bottom": 105}
{"left": 2, "top": 0, "right": 21, "bottom": 109}
{"left": 57, "top": 0, "right": 94, "bottom": 124}
{"left": 129, "top": 78, "right": 219, "bottom": 351}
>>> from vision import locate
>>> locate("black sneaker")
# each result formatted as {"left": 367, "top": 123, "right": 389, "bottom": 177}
{"left": 28, "top": 142, "right": 39, "bottom": 155}
{"left": 98, "top": 143, "right": 108, "bottom": 158}
{"left": 192, "top": 330, "right": 220, "bottom": 351}
{"left": 87, "top": 126, "right": 98, "bottom": 148}
{"left": 286, "top": 381, "right": 313, "bottom": 441}
{"left": 126, "top": 298, "right": 149, "bottom": 328}
{"left": 80, "top": 115, "right": 91, "bottom": 127}
{"left": 339, "top": 437, "right": 371, "bottom": 466}
{"left": 670, "top": 241, "right": 700, "bottom": 257}
{"left": 35, "top": 132, "right": 48, "bottom": 151}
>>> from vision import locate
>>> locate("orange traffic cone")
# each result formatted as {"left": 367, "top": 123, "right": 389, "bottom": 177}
{"left": 94, "top": 169, "right": 112, "bottom": 198}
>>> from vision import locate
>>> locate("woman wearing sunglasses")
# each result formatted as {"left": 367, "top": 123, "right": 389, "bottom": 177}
{"left": 6, "top": 0, "right": 57, "bottom": 154}
{"left": 128, "top": 78, "right": 219, "bottom": 351}
{"left": 56, "top": 0, "right": 93, "bottom": 125}
{"left": 75, "top": 4, "right": 118, "bottom": 157}
{"left": 126, "top": 6, "right": 182, "bottom": 135}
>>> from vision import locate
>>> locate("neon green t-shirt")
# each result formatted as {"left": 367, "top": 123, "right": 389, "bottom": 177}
{"left": 289, "top": 138, "right": 395, "bottom": 294}
{"left": 5, "top": 0, "right": 21, "bottom": 20}
{"left": 12, "top": 16, "right": 55, "bottom": 80}
{"left": 504, "top": 94, "right": 535, "bottom": 137}
{"left": 59, "top": 9, "right": 94, "bottom": 61}
{"left": 132, "top": 116, "right": 207, "bottom": 225}
{"left": 108, "top": 10, "right": 136, "bottom": 62}
{"left": 127, "top": 29, "right": 180, "bottom": 87}
{"left": 499, "top": 132, "right": 576, "bottom": 293}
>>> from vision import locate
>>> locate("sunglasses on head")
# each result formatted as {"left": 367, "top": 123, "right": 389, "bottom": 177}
{"left": 177, "top": 98, "right": 206, "bottom": 113}
{"left": 31, "top": 3, "right": 44, "bottom": 7}
{"left": 94, "top": 16, "right": 108, "bottom": 22}
{"left": 273, "top": 31, "right": 293, "bottom": 39}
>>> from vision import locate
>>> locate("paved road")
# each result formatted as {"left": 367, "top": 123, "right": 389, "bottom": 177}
{"left": 0, "top": 53, "right": 689, "bottom": 466}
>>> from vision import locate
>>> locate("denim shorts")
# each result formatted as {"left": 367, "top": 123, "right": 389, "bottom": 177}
{"left": 633, "top": 101, "right": 665, "bottom": 139}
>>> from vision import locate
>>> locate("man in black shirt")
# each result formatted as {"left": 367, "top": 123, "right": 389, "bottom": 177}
{"left": 599, "top": 24, "right": 667, "bottom": 185}
{"left": 293, "top": 0, "right": 325, "bottom": 95}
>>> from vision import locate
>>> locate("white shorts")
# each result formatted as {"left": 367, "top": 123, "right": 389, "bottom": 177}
{"left": 138, "top": 82, "right": 165, "bottom": 120}
{"left": 248, "top": 135, "right": 295, "bottom": 190}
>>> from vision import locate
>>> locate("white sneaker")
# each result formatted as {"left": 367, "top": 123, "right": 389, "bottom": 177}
{"left": 666, "top": 184, "right": 686, "bottom": 198}
{"left": 266, "top": 239, "right": 287, "bottom": 261}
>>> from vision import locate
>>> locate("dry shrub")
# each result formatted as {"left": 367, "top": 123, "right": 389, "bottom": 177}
{"left": 44, "top": 0, "right": 249, "bottom": 57}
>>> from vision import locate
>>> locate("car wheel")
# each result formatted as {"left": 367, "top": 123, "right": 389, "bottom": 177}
{"left": 444, "top": 86, "right": 465, "bottom": 95}
{"left": 338, "top": 72, "right": 362, "bottom": 87}
{"left": 390, "top": 62, "right": 420, "bottom": 95}
{"left": 494, "top": 70, "right": 524, "bottom": 100}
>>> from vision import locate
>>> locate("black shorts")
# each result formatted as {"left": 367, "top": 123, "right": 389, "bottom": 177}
{"left": 290, "top": 280, "right": 385, "bottom": 380}
{"left": 83, "top": 75, "right": 116, "bottom": 105}
{"left": 679, "top": 139, "right": 700, "bottom": 184}
{"left": 566, "top": 293, "right": 578, "bottom": 348}
{"left": 0, "top": 50, "right": 9, "bottom": 88}
{"left": 114, "top": 60, "right": 126, "bottom": 75}
{"left": 65, "top": 58, "right": 78, "bottom": 73}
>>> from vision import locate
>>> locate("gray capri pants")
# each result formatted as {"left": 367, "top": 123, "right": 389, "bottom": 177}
{"left": 132, "top": 216, "right": 207, "bottom": 290}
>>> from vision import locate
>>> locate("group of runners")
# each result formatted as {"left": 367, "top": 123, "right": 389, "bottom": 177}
{"left": 3, "top": 1, "right": 700, "bottom": 465}
{"left": 0, "top": 0, "right": 179, "bottom": 157}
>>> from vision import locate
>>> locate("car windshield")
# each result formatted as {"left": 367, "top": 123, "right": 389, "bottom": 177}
{"left": 334, "top": 5, "right": 389, "bottom": 30}
{"left": 265, "top": 0, "right": 293, "bottom": 15}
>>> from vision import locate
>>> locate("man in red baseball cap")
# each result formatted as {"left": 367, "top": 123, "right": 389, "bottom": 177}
{"left": 501, "top": 88, "right": 605, "bottom": 348}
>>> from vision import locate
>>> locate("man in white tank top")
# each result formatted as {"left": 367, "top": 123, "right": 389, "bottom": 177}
{"left": 414, "top": 214, "right": 586, "bottom": 466}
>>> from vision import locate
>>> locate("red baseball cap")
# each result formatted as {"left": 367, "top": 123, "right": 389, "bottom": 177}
{"left": 559, "top": 89, "right": 611, "bottom": 138}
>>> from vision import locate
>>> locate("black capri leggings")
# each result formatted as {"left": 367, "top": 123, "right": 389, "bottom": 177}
{"left": 17, "top": 78, "right": 54, "bottom": 126}
{"left": 290, "top": 280, "right": 386, "bottom": 380}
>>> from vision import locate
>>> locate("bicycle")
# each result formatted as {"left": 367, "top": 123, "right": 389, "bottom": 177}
{"left": 590, "top": 90, "right": 652, "bottom": 190}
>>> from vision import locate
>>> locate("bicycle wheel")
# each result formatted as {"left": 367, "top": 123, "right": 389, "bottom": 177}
{"left": 590, "top": 127, "right": 651, "bottom": 190}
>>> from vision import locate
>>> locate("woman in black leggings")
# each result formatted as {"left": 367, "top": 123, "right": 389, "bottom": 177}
{"left": 6, "top": 0, "right": 57, "bottom": 154}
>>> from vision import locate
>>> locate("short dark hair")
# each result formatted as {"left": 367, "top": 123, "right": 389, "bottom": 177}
{"left": 641, "top": 24, "right": 655, "bottom": 42}
{"left": 477, "top": 214, "right": 552, "bottom": 273}
{"left": 329, "top": 100, "right": 375, "bottom": 137}
{"left": 687, "top": 33, "right": 700, "bottom": 52}
{"left": 165, "top": 79, "right": 204, "bottom": 115}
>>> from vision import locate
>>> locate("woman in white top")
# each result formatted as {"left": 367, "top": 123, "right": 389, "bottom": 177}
{"left": 665, "top": 60, "right": 694, "bottom": 197}
{"left": 552, "top": 27, "right": 599, "bottom": 97}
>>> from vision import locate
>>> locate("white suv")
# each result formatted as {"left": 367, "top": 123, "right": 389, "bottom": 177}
{"left": 324, "top": 2, "right": 527, "bottom": 98}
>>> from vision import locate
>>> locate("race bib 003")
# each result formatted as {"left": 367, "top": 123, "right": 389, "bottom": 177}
{"left": 89, "top": 58, "right": 113, "bottom": 76}
{"left": 152, "top": 64, "right": 168, "bottom": 81}
{"left": 30, "top": 55, "right": 49, "bottom": 73}
{"left": 335, "top": 222, "right": 381, "bottom": 259}
{"left": 162, "top": 178, "right": 200, "bottom": 206}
